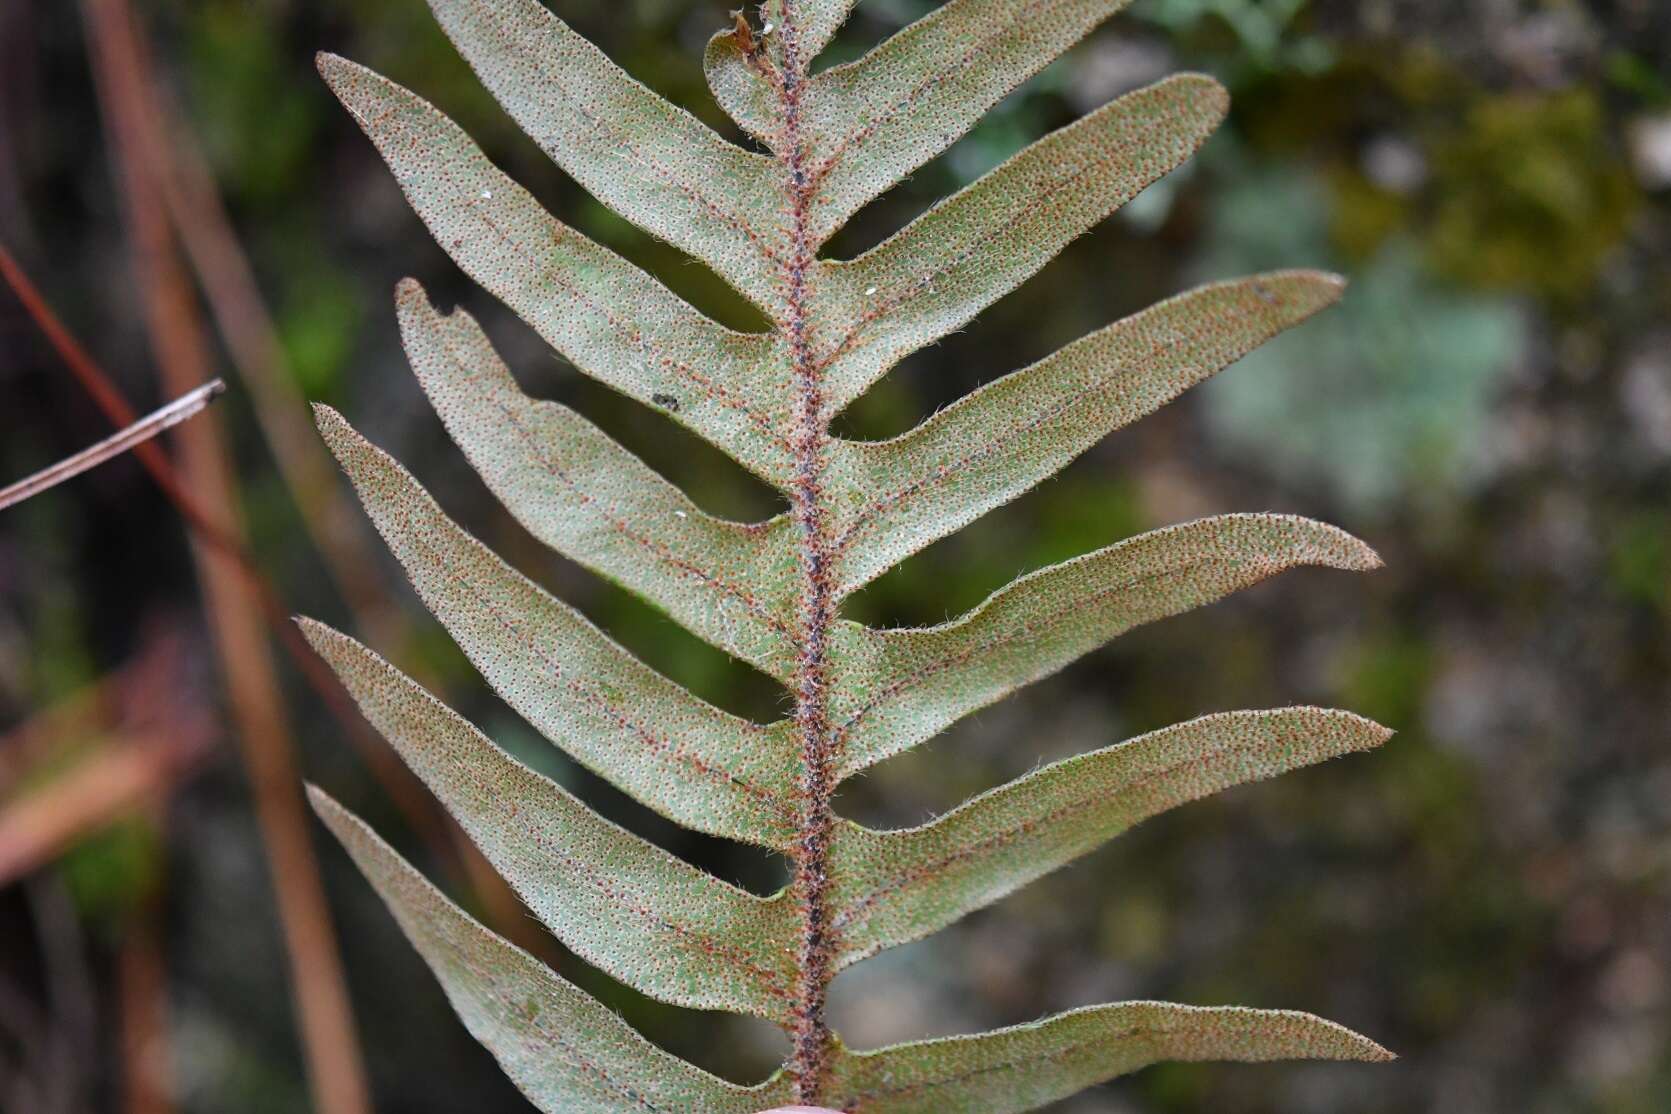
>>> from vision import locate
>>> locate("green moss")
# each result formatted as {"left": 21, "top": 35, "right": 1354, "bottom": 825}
{"left": 1427, "top": 91, "right": 1639, "bottom": 300}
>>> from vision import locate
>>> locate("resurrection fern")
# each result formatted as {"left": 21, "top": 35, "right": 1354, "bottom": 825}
{"left": 303, "top": 0, "right": 1395, "bottom": 1109}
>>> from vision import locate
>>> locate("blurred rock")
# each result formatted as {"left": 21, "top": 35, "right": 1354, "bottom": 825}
{"left": 1627, "top": 113, "right": 1671, "bottom": 190}
{"left": 1361, "top": 135, "right": 1428, "bottom": 195}
{"left": 1620, "top": 339, "right": 1671, "bottom": 459}
{"left": 1069, "top": 37, "right": 1176, "bottom": 111}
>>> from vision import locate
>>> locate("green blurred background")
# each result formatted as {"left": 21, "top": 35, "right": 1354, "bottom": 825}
{"left": 1, "top": 0, "right": 1667, "bottom": 1111}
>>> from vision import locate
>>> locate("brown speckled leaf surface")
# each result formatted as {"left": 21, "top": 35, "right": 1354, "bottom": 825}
{"left": 307, "top": 0, "right": 1392, "bottom": 1107}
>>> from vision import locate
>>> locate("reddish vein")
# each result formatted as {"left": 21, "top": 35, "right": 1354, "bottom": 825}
{"left": 774, "top": 0, "right": 840, "bottom": 1101}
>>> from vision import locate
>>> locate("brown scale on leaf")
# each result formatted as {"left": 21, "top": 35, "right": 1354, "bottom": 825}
{"left": 731, "top": 9, "right": 758, "bottom": 57}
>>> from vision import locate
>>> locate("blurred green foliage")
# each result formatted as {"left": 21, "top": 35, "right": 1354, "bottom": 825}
{"left": 1607, "top": 511, "right": 1671, "bottom": 613}
{"left": 59, "top": 817, "right": 164, "bottom": 926}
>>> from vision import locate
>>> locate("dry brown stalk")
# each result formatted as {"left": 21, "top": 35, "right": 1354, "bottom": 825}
{"left": 140, "top": 59, "right": 409, "bottom": 656}
{"left": 80, "top": 2, "right": 373, "bottom": 1110}
{"left": 118, "top": 900, "right": 176, "bottom": 1114}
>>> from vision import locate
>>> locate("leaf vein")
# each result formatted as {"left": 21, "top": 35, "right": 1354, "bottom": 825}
{"left": 833, "top": 297, "right": 1268, "bottom": 556}
{"left": 399, "top": 506, "right": 796, "bottom": 828}
{"left": 430, "top": 322, "right": 797, "bottom": 645}
{"left": 806, "top": 0, "right": 1067, "bottom": 196}
{"left": 813, "top": 108, "right": 1187, "bottom": 381}
{"left": 470, "top": 4, "right": 788, "bottom": 277}
{"left": 833, "top": 733, "right": 1293, "bottom": 937}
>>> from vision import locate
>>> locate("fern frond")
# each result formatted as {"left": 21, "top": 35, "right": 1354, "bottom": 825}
{"left": 309, "top": 786, "right": 795, "bottom": 1111}
{"left": 828, "top": 514, "right": 1380, "bottom": 771}
{"left": 424, "top": 0, "right": 785, "bottom": 308}
{"left": 308, "top": 0, "right": 1393, "bottom": 1108}
{"left": 827, "top": 708, "right": 1392, "bottom": 963}
{"left": 823, "top": 272, "right": 1346, "bottom": 588}
{"left": 302, "top": 622, "right": 799, "bottom": 1017}
{"left": 313, "top": 406, "right": 800, "bottom": 847}
{"left": 392, "top": 284, "right": 801, "bottom": 676}
{"left": 823, "top": 1001, "right": 1392, "bottom": 1113}
{"left": 715, "top": 0, "right": 1140, "bottom": 239}
{"left": 815, "top": 73, "right": 1228, "bottom": 407}
{"left": 317, "top": 57, "right": 793, "bottom": 481}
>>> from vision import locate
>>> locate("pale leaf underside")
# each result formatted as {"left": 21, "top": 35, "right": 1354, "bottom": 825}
{"left": 302, "top": 620, "right": 799, "bottom": 1019}
{"left": 312, "top": 404, "right": 801, "bottom": 849}
{"left": 812, "top": 73, "right": 1231, "bottom": 409}
{"left": 313, "top": 786, "right": 1389, "bottom": 1114}
{"left": 310, "top": 787, "right": 793, "bottom": 1113}
{"left": 828, "top": 708, "right": 1393, "bottom": 964}
{"left": 307, "top": 0, "right": 1392, "bottom": 1108}
{"left": 392, "top": 281, "right": 802, "bottom": 677}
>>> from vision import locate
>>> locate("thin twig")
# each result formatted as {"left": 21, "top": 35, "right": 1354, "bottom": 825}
{"left": 120, "top": 795, "right": 176, "bottom": 1114}
{"left": 0, "top": 378, "right": 224, "bottom": 512}
{"left": 80, "top": 2, "right": 374, "bottom": 1111}
{"left": 0, "top": 242, "right": 217, "bottom": 540}
{"left": 26, "top": 877, "right": 98, "bottom": 1114}
{"left": 0, "top": 237, "right": 472, "bottom": 863}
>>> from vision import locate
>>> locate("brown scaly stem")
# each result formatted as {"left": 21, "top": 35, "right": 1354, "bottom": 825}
{"left": 773, "top": 1, "right": 838, "bottom": 1102}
